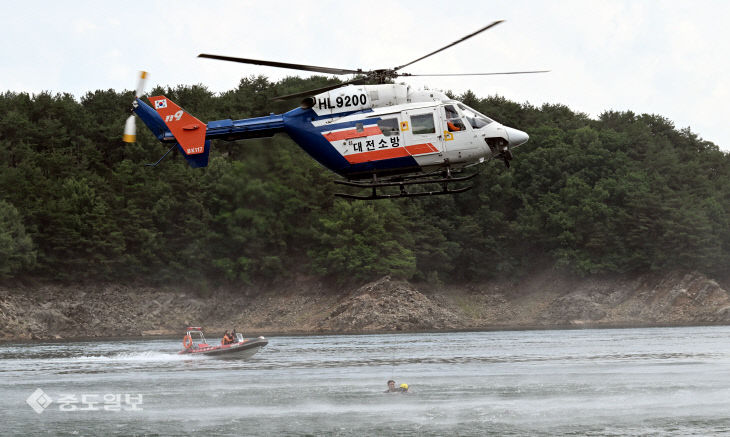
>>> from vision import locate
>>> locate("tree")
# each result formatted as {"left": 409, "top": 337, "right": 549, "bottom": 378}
{"left": 309, "top": 200, "right": 416, "bottom": 282}
{"left": 1, "top": 80, "right": 729, "bottom": 285}
{"left": 0, "top": 200, "right": 36, "bottom": 278}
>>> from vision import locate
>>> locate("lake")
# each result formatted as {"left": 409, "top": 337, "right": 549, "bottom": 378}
{"left": 2, "top": 327, "right": 730, "bottom": 435}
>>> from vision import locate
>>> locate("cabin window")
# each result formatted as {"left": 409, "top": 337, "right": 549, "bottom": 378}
{"left": 444, "top": 105, "right": 466, "bottom": 132}
{"left": 457, "top": 103, "right": 494, "bottom": 129}
{"left": 411, "top": 113, "right": 435, "bottom": 135}
{"left": 377, "top": 118, "right": 400, "bottom": 136}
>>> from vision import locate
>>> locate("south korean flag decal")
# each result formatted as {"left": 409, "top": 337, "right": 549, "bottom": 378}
{"left": 154, "top": 99, "right": 168, "bottom": 109}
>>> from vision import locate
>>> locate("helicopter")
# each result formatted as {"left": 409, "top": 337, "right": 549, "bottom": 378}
{"left": 123, "top": 20, "right": 547, "bottom": 199}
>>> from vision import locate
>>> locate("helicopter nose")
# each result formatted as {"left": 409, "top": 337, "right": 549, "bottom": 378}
{"left": 505, "top": 127, "right": 529, "bottom": 147}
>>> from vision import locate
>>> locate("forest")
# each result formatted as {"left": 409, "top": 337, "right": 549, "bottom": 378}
{"left": 1, "top": 76, "right": 728, "bottom": 286}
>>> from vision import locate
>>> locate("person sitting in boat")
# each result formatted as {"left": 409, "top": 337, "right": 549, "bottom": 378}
{"left": 221, "top": 331, "right": 234, "bottom": 345}
{"left": 384, "top": 380, "right": 399, "bottom": 393}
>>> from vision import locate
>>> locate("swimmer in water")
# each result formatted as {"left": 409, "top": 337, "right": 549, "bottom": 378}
{"left": 384, "top": 380, "right": 399, "bottom": 393}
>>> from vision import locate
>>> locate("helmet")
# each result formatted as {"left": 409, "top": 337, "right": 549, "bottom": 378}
{"left": 400, "top": 383, "right": 408, "bottom": 389}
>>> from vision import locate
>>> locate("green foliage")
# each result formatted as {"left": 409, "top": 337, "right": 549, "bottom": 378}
{"left": 309, "top": 200, "right": 416, "bottom": 282}
{"left": 0, "top": 79, "right": 728, "bottom": 285}
{"left": 0, "top": 200, "right": 36, "bottom": 278}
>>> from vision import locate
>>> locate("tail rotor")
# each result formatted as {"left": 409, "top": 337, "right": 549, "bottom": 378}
{"left": 123, "top": 71, "right": 148, "bottom": 143}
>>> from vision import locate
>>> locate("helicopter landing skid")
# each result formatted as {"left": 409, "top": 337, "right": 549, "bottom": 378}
{"left": 334, "top": 172, "right": 477, "bottom": 200}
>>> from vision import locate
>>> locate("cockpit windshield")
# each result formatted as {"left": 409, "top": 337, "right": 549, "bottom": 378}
{"left": 456, "top": 103, "right": 494, "bottom": 129}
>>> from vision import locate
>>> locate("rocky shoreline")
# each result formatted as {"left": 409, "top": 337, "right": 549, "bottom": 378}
{"left": 2, "top": 269, "right": 730, "bottom": 342}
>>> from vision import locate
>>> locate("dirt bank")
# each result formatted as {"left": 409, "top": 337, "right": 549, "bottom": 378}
{"left": 2, "top": 270, "right": 730, "bottom": 342}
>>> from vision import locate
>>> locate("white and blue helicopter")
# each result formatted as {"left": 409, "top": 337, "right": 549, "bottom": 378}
{"left": 123, "top": 20, "right": 547, "bottom": 199}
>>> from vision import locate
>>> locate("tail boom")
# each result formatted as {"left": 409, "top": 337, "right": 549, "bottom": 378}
{"left": 132, "top": 97, "right": 286, "bottom": 168}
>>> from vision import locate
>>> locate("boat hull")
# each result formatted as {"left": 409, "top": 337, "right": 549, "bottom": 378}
{"left": 179, "top": 337, "right": 268, "bottom": 359}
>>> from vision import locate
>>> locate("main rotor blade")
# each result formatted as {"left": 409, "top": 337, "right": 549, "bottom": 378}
{"left": 399, "top": 70, "right": 551, "bottom": 77}
{"left": 271, "top": 78, "right": 368, "bottom": 101}
{"left": 198, "top": 54, "right": 363, "bottom": 76}
{"left": 393, "top": 20, "right": 504, "bottom": 71}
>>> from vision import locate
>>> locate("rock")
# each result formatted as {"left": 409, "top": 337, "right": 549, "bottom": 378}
{"left": 540, "top": 293, "right": 608, "bottom": 324}
{"left": 1, "top": 269, "right": 730, "bottom": 342}
{"left": 317, "top": 277, "right": 460, "bottom": 331}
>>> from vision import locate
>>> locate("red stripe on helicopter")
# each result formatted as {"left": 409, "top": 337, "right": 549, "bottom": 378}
{"left": 344, "top": 143, "right": 439, "bottom": 164}
{"left": 405, "top": 143, "right": 439, "bottom": 154}
{"left": 345, "top": 148, "right": 410, "bottom": 164}
{"left": 323, "top": 125, "right": 382, "bottom": 141}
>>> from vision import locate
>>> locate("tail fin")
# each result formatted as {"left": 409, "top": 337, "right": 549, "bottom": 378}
{"left": 147, "top": 96, "right": 211, "bottom": 168}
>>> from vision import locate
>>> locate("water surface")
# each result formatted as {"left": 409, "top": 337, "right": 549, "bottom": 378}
{"left": 2, "top": 327, "right": 730, "bottom": 435}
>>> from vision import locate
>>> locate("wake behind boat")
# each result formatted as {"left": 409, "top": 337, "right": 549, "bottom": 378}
{"left": 179, "top": 327, "right": 268, "bottom": 358}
